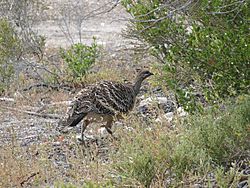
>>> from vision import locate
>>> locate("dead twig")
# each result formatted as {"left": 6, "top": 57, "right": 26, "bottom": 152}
{"left": 59, "top": 0, "right": 120, "bottom": 44}
{"left": 20, "top": 172, "right": 40, "bottom": 187}
{"left": 36, "top": 101, "right": 72, "bottom": 113}
{"left": 23, "top": 83, "right": 73, "bottom": 92}
{"left": 2, "top": 106, "right": 62, "bottom": 119}
{"left": 45, "top": 101, "right": 72, "bottom": 107}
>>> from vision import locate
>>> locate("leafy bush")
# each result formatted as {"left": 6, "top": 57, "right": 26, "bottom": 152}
{"left": 112, "top": 120, "right": 171, "bottom": 187}
{"left": 112, "top": 96, "right": 250, "bottom": 186}
{"left": 118, "top": 152, "right": 156, "bottom": 188}
{"left": 171, "top": 95, "right": 250, "bottom": 177}
{"left": 122, "top": 0, "right": 250, "bottom": 111}
{"left": 0, "top": 19, "right": 21, "bottom": 93}
{"left": 60, "top": 39, "right": 99, "bottom": 80}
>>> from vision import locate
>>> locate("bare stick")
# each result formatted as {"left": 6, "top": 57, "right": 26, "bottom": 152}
{"left": 20, "top": 172, "right": 40, "bottom": 187}
{"left": 22, "top": 83, "right": 73, "bottom": 92}
{"left": 2, "top": 106, "right": 62, "bottom": 119}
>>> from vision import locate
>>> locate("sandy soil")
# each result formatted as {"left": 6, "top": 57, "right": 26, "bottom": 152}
{"left": 34, "top": 0, "right": 131, "bottom": 50}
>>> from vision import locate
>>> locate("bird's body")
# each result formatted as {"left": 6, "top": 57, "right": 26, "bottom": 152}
{"left": 59, "top": 70, "right": 153, "bottom": 141}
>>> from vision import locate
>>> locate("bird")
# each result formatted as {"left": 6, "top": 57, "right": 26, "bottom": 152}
{"left": 59, "top": 70, "right": 153, "bottom": 142}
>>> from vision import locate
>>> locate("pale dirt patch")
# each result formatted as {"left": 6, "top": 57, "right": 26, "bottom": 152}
{"left": 34, "top": 0, "right": 131, "bottom": 50}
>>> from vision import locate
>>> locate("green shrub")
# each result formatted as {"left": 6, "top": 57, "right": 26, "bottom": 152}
{"left": 112, "top": 96, "right": 249, "bottom": 186}
{"left": 120, "top": 153, "right": 156, "bottom": 188}
{"left": 172, "top": 95, "right": 250, "bottom": 177}
{"left": 122, "top": 0, "right": 250, "bottom": 111}
{"left": 0, "top": 19, "right": 21, "bottom": 93}
{"left": 60, "top": 39, "right": 99, "bottom": 80}
{"left": 112, "top": 121, "right": 171, "bottom": 187}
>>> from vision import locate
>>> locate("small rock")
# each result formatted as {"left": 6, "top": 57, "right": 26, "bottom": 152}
{"left": 115, "top": 121, "right": 123, "bottom": 127}
{"left": 158, "top": 100, "right": 175, "bottom": 113}
{"left": 177, "top": 107, "right": 188, "bottom": 117}
{"left": 57, "top": 126, "right": 74, "bottom": 133}
{"left": 98, "top": 127, "right": 108, "bottom": 136}
{"left": 193, "top": 184, "right": 203, "bottom": 188}
{"left": 155, "top": 112, "right": 174, "bottom": 123}
{"left": 52, "top": 141, "right": 61, "bottom": 146}
{"left": 138, "top": 104, "right": 149, "bottom": 114}
{"left": 124, "top": 126, "right": 134, "bottom": 131}
{"left": 152, "top": 87, "right": 165, "bottom": 97}
{"left": 164, "top": 112, "right": 174, "bottom": 122}
{"left": 137, "top": 96, "right": 176, "bottom": 116}
{"left": 76, "top": 134, "right": 95, "bottom": 141}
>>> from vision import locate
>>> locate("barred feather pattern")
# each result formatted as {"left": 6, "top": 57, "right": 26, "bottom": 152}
{"left": 67, "top": 81, "right": 135, "bottom": 118}
{"left": 61, "top": 70, "right": 153, "bottom": 128}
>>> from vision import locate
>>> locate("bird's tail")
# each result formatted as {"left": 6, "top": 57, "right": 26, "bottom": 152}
{"left": 66, "top": 113, "right": 86, "bottom": 127}
{"left": 57, "top": 113, "right": 86, "bottom": 133}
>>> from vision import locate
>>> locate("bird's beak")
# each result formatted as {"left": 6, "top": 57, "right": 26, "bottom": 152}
{"left": 150, "top": 72, "right": 154, "bottom": 76}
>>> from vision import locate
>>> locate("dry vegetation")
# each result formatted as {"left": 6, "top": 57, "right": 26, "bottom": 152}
{"left": 0, "top": 0, "right": 249, "bottom": 187}
{"left": 1, "top": 95, "right": 249, "bottom": 187}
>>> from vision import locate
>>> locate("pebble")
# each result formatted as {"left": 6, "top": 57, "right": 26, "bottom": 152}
{"left": 138, "top": 96, "right": 176, "bottom": 113}
{"left": 98, "top": 127, "right": 108, "bottom": 136}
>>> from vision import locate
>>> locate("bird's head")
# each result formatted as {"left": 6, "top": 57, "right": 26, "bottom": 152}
{"left": 137, "top": 70, "right": 154, "bottom": 80}
{"left": 133, "top": 69, "right": 154, "bottom": 95}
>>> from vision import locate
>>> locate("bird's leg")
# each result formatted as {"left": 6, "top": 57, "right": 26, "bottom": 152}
{"left": 79, "top": 119, "right": 89, "bottom": 144}
{"left": 105, "top": 118, "right": 118, "bottom": 141}
{"left": 105, "top": 126, "right": 113, "bottom": 136}
{"left": 104, "top": 118, "right": 113, "bottom": 135}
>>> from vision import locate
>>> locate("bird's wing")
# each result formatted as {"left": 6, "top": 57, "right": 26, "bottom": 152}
{"left": 66, "top": 80, "right": 136, "bottom": 119}
{"left": 69, "top": 85, "right": 95, "bottom": 115}
{"left": 60, "top": 85, "right": 95, "bottom": 127}
{"left": 93, "top": 81, "right": 135, "bottom": 114}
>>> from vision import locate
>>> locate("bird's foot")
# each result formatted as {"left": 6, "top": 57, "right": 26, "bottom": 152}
{"left": 76, "top": 134, "right": 84, "bottom": 142}
{"left": 76, "top": 134, "right": 96, "bottom": 146}
{"left": 76, "top": 135, "right": 87, "bottom": 147}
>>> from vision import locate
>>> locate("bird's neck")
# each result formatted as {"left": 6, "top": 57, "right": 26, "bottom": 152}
{"left": 133, "top": 76, "right": 144, "bottom": 95}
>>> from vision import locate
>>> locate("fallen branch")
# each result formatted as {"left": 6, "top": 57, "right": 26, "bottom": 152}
{"left": 36, "top": 101, "right": 72, "bottom": 113}
{"left": 44, "top": 101, "right": 72, "bottom": 107}
{"left": 2, "top": 106, "right": 62, "bottom": 119}
{"left": 20, "top": 172, "right": 40, "bottom": 187}
{"left": 23, "top": 83, "right": 73, "bottom": 92}
{"left": 0, "top": 96, "right": 71, "bottom": 106}
{"left": 84, "top": 0, "right": 120, "bottom": 19}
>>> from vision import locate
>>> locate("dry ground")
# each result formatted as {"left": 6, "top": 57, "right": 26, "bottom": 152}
{"left": 34, "top": 0, "right": 131, "bottom": 50}
{"left": 0, "top": 1, "right": 158, "bottom": 186}
{"left": 0, "top": 82, "right": 129, "bottom": 187}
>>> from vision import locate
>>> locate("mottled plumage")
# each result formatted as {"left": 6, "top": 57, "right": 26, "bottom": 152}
{"left": 59, "top": 70, "right": 153, "bottom": 141}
